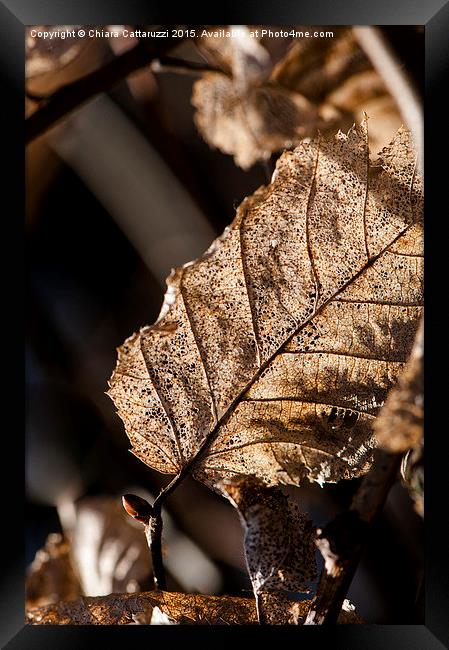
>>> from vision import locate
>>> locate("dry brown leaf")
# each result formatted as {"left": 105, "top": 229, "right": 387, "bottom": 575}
{"left": 193, "top": 27, "right": 401, "bottom": 168}
{"left": 26, "top": 533, "right": 82, "bottom": 610}
{"left": 127, "top": 603, "right": 178, "bottom": 624}
{"left": 273, "top": 28, "right": 368, "bottom": 103}
{"left": 192, "top": 75, "right": 332, "bottom": 170}
{"left": 325, "top": 69, "right": 403, "bottom": 154}
{"left": 219, "top": 477, "right": 316, "bottom": 595}
{"left": 374, "top": 318, "right": 423, "bottom": 453}
{"left": 26, "top": 590, "right": 257, "bottom": 625}
{"left": 193, "top": 26, "right": 334, "bottom": 169}
{"left": 272, "top": 26, "right": 403, "bottom": 154}
{"left": 26, "top": 499, "right": 155, "bottom": 608}
{"left": 108, "top": 120, "right": 423, "bottom": 492}
{"left": 197, "top": 26, "right": 273, "bottom": 92}
{"left": 26, "top": 589, "right": 361, "bottom": 625}
{"left": 374, "top": 319, "right": 423, "bottom": 515}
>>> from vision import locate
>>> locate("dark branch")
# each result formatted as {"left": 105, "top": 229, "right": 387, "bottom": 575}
{"left": 122, "top": 463, "right": 194, "bottom": 591}
{"left": 26, "top": 36, "right": 185, "bottom": 144}
{"left": 151, "top": 56, "right": 223, "bottom": 76}
{"left": 304, "top": 449, "right": 401, "bottom": 625}
{"left": 145, "top": 512, "right": 166, "bottom": 591}
{"left": 152, "top": 466, "right": 192, "bottom": 513}
{"left": 122, "top": 493, "right": 166, "bottom": 590}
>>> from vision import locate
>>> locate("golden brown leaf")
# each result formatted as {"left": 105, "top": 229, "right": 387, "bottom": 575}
{"left": 26, "top": 591, "right": 257, "bottom": 625}
{"left": 374, "top": 319, "right": 423, "bottom": 515}
{"left": 374, "top": 318, "right": 423, "bottom": 453}
{"left": 273, "top": 28, "right": 370, "bottom": 103}
{"left": 193, "top": 26, "right": 336, "bottom": 169}
{"left": 192, "top": 74, "right": 332, "bottom": 170}
{"left": 26, "top": 590, "right": 362, "bottom": 625}
{"left": 272, "top": 26, "right": 403, "bottom": 155}
{"left": 325, "top": 70, "right": 402, "bottom": 154}
{"left": 196, "top": 26, "right": 273, "bottom": 91}
{"left": 219, "top": 477, "right": 316, "bottom": 594}
{"left": 108, "top": 120, "right": 423, "bottom": 491}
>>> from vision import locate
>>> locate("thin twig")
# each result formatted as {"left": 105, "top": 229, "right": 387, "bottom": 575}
{"left": 121, "top": 465, "right": 193, "bottom": 590}
{"left": 304, "top": 449, "right": 401, "bottom": 625}
{"left": 152, "top": 467, "right": 193, "bottom": 514}
{"left": 151, "top": 56, "right": 223, "bottom": 76}
{"left": 26, "top": 90, "right": 47, "bottom": 103}
{"left": 122, "top": 494, "right": 168, "bottom": 590}
{"left": 353, "top": 26, "right": 423, "bottom": 165}
{"left": 26, "top": 36, "right": 186, "bottom": 143}
{"left": 145, "top": 512, "right": 166, "bottom": 590}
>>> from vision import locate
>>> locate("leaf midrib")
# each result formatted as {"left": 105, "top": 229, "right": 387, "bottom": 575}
{"left": 154, "top": 220, "right": 417, "bottom": 478}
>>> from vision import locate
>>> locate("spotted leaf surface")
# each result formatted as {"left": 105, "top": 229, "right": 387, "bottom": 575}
{"left": 219, "top": 476, "right": 316, "bottom": 595}
{"left": 374, "top": 318, "right": 423, "bottom": 454}
{"left": 108, "top": 120, "right": 423, "bottom": 489}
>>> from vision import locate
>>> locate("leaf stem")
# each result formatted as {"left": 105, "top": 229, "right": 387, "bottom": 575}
{"left": 122, "top": 492, "right": 172, "bottom": 591}
{"left": 144, "top": 465, "right": 194, "bottom": 589}
{"left": 304, "top": 449, "right": 401, "bottom": 624}
{"left": 255, "top": 593, "right": 268, "bottom": 625}
{"left": 145, "top": 512, "right": 166, "bottom": 591}
{"left": 152, "top": 464, "right": 192, "bottom": 513}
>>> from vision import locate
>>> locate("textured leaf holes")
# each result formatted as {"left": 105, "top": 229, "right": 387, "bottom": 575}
{"left": 108, "top": 119, "right": 423, "bottom": 490}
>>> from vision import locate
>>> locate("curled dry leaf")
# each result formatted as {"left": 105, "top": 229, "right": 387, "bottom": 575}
{"left": 196, "top": 26, "right": 273, "bottom": 92}
{"left": 193, "top": 27, "right": 401, "bottom": 168}
{"left": 374, "top": 319, "right": 423, "bottom": 515}
{"left": 26, "top": 589, "right": 362, "bottom": 625}
{"left": 219, "top": 476, "right": 316, "bottom": 595}
{"left": 374, "top": 318, "right": 423, "bottom": 453}
{"left": 270, "top": 27, "right": 402, "bottom": 154}
{"left": 192, "top": 26, "right": 332, "bottom": 170}
{"left": 271, "top": 28, "right": 366, "bottom": 101}
{"left": 108, "top": 120, "right": 423, "bottom": 493}
{"left": 192, "top": 75, "right": 331, "bottom": 170}
{"left": 27, "top": 591, "right": 257, "bottom": 625}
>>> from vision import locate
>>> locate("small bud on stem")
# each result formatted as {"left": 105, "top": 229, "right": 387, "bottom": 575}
{"left": 122, "top": 494, "right": 153, "bottom": 524}
{"left": 121, "top": 493, "right": 166, "bottom": 590}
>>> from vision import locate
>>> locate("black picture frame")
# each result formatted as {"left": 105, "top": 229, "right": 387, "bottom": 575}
{"left": 2, "top": 0, "right": 448, "bottom": 647}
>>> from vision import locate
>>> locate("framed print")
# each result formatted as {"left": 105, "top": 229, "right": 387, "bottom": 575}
{"left": 1, "top": 0, "right": 448, "bottom": 647}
